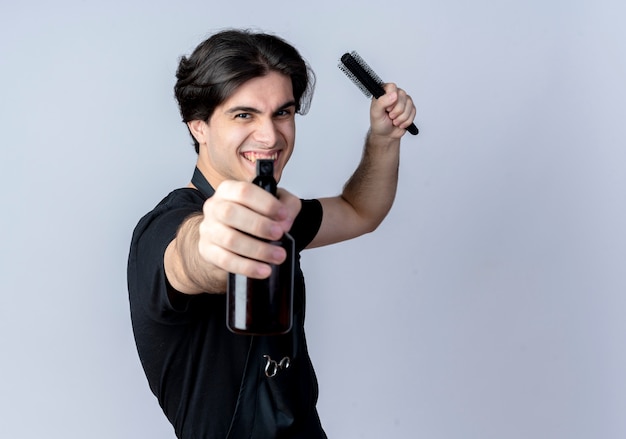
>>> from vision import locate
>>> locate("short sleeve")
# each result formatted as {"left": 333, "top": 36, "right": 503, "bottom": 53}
{"left": 127, "top": 189, "right": 205, "bottom": 323}
{"left": 289, "top": 199, "right": 323, "bottom": 252}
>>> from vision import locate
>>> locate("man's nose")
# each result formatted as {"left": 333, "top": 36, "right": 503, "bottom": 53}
{"left": 253, "top": 118, "right": 278, "bottom": 147}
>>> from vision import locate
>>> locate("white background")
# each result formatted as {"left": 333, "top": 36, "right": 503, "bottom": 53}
{"left": 1, "top": 1, "right": 625, "bottom": 438}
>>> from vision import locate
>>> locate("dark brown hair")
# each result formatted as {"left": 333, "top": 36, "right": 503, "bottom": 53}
{"left": 174, "top": 29, "right": 315, "bottom": 153}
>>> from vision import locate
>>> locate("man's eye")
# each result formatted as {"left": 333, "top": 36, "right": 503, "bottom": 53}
{"left": 235, "top": 113, "right": 251, "bottom": 119}
{"left": 276, "top": 109, "right": 293, "bottom": 117}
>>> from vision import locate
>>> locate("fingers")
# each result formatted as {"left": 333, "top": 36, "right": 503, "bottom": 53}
{"left": 213, "top": 181, "right": 300, "bottom": 237}
{"left": 385, "top": 86, "right": 416, "bottom": 130}
{"left": 197, "top": 180, "right": 300, "bottom": 279}
{"left": 198, "top": 223, "right": 284, "bottom": 279}
{"left": 370, "top": 82, "right": 417, "bottom": 136}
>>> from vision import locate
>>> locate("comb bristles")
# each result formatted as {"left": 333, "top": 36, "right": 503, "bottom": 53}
{"left": 339, "top": 52, "right": 386, "bottom": 99}
{"left": 346, "top": 51, "right": 384, "bottom": 86}
{"left": 338, "top": 61, "right": 373, "bottom": 98}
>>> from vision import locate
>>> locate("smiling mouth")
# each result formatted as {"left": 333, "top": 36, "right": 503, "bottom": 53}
{"left": 241, "top": 151, "right": 279, "bottom": 164}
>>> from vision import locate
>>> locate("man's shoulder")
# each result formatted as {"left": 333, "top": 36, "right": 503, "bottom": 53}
{"left": 140, "top": 187, "right": 205, "bottom": 219}
{"left": 155, "top": 187, "right": 205, "bottom": 209}
{"left": 132, "top": 188, "right": 204, "bottom": 236}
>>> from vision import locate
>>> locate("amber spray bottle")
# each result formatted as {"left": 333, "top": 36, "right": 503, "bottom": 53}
{"left": 227, "top": 160, "right": 295, "bottom": 335}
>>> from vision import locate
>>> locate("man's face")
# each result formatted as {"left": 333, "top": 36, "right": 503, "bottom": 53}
{"left": 195, "top": 71, "right": 296, "bottom": 186}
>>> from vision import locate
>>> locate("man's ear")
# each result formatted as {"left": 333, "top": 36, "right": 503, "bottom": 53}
{"left": 187, "top": 120, "right": 208, "bottom": 145}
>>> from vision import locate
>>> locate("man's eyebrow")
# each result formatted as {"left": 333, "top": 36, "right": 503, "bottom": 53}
{"left": 225, "top": 101, "right": 296, "bottom": 114}
{"left": 277, "top": 101, "right": 297, "bottom": 111}
{"left": 226, "top": 106, "right": 261, "bottom": 114}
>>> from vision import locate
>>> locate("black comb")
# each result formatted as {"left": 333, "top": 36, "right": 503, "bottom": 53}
{"left": 338, "top": 51, "right": 419, "bottom": 135}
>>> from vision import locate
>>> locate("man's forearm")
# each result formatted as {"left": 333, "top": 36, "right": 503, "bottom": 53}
{"left": 164, "top": 213, "right": 227, "bottom": 295}
{"left": 341, "top": 131, "right": 401, "bottom": 231}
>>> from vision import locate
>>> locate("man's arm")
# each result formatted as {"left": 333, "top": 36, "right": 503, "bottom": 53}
{"left": 164, "top": 82, "right": 415, "bottom": 294}
{"left": 308, "top": 82, "right": 416, "bottom": 248}
{"left": 165, "top": 182, "right": 302, "bottom": 295}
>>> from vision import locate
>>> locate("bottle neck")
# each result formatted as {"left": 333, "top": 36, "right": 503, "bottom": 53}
{"left": 253, "top": 174, "right": 277, "bottom": 197}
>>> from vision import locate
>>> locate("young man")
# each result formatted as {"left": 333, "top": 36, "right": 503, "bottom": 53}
{"left": 128, "top": 29, "right": 416, "bottom": 438}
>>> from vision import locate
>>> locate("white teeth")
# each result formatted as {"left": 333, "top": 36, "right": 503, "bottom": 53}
{"left": 243, "top": 152, "right": 278, "bottom": 164}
